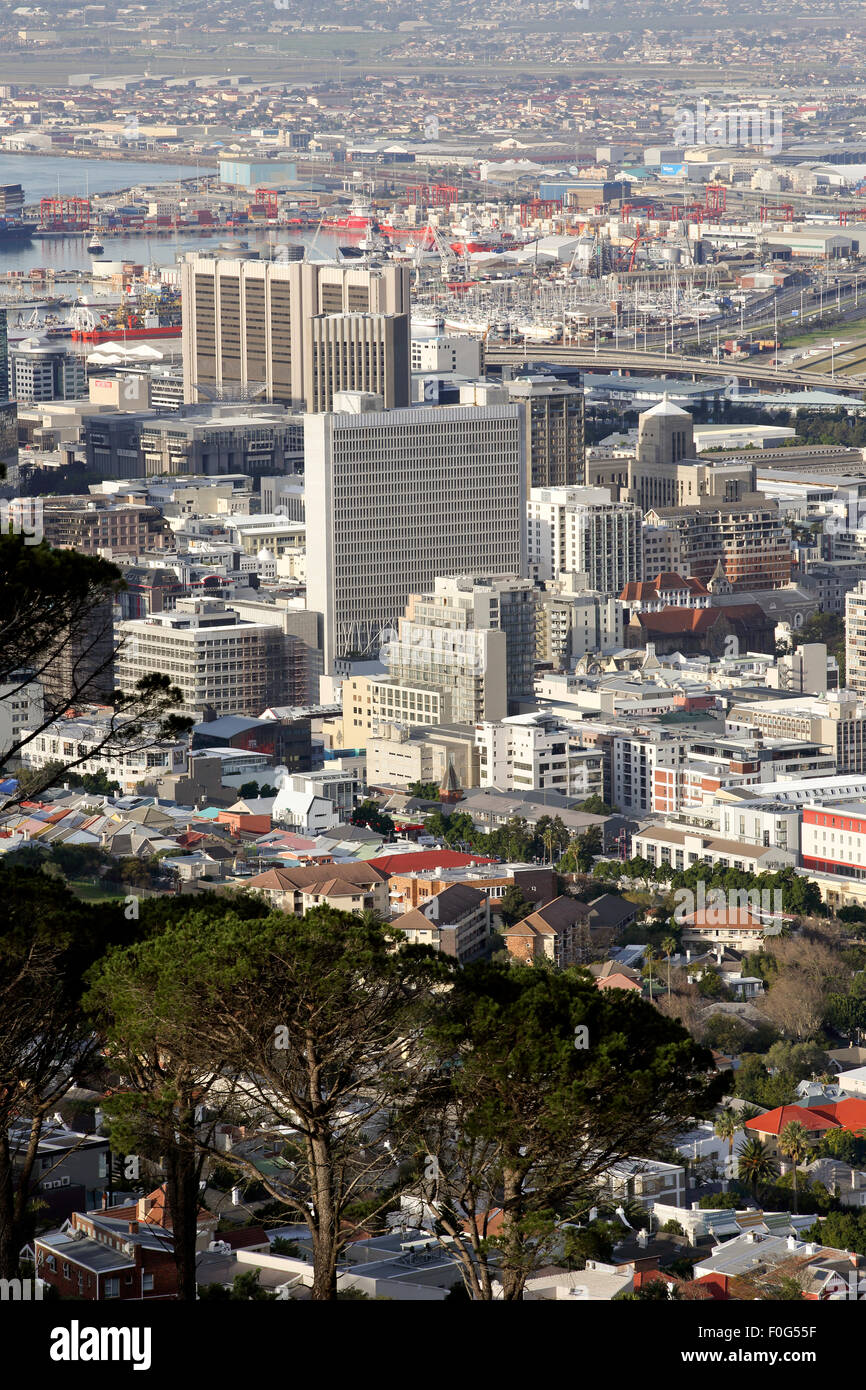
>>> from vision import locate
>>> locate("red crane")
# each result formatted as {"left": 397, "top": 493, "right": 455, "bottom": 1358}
{"left": 759, "top": 203, "right": 794, "bottom": 223}
{"left": 519, "top": 198, "right": 564, "bottom": 226}
{"left": 40, "top": 196, "right": 91, "bottom": 231}
{"left": 705, "top": 184, "right": 727, "bottom": 217}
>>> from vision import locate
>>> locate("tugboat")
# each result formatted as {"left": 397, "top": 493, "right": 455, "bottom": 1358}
{"left": 87, "top": 233, "right": 105, "bottom": 255}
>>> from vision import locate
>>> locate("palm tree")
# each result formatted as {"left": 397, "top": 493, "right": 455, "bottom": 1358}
{"left": 643, "top": 946, "right": 660, "bottom": 999}
{"left": 661, "top": 936, "right": 678, "bottom": 996}
{"left": 714, "top": 1110, "right": 738, "bottom": 1179}
{"left": 778, "top": 1121, "right": 811, "bottom": 1214}
{"left": 542, "top": 824, "right": 557, "bottom": 866}
{"left": 736, "top": 1135, "right": 779, "bottom": 1206}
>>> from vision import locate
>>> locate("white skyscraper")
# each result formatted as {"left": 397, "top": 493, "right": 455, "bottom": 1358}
{"left": 305, "top": 401, "right": 527, "bottom": 671}
{"left": 527, "top": 485, "right": 643, "bottom": 593}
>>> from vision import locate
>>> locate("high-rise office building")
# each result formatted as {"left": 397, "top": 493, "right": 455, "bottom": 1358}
{"left": 846, "top": 581, "right": 866, "bottom": 699}
{"left": 115, "top": 596, "right": 297, "bottom": 718}
{"left": 305, "top": 400, "right": 527, "bottom": 670}
{"left": 0, "top": 307, "right": 8, "bottom": 399}
{"left": 506, "top": 377, "right": 585, "bottom": 491}
{"left": 181, "top": 257, "right": 411, "bottom": 411}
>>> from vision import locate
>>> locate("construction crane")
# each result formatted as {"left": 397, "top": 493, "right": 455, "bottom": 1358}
{"left": 427, "top": 221, "right": 466, "bottom": 279}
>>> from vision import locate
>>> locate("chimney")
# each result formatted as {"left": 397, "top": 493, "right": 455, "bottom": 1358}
{"left": 101, "top": 1191, "right": 109, "bottom": 1210}
{"left": 128, "top": 1221, "right": 139, "bottom": 1235}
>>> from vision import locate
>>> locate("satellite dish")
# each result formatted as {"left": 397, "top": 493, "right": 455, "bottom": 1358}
{"left": 569, "top": 166, "right": 580, "bottom": 176}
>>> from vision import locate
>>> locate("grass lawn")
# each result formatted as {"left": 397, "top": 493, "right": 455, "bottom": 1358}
{"left": 68, "top": 879, "right": 128, "bottom": 902}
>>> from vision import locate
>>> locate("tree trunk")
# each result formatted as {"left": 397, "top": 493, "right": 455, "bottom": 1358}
{"left": 309, "top": 1132, "right": 338, "bottom": 1301}
{"left": 164, "top": 1138, "right": 200, "bottom": 1302}
{"left": 0, "top": 1131, "right": 17, "bottom": 1281}
{"left": 0, "top": 1116, "right": 44, "bottom": 1281}
{"left": 499, "top": 1166, "right": 527, "bottom": 1302}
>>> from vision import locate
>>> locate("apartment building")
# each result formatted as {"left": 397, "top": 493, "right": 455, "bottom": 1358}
{"left": 653, "top": 735, "right": 834, "bottom": 815}
{"left": 410, "top": 334, "right": 482, "bottom": 377}
{"left": 115, "top": 596, "right": 295, "bottom": 718}
{"left": 527, "top": 485, "right": 642, "bottom": 592}
{"left": 305, "top": 402, "right": 526, "bottom": 670}
{"left": 181, "top": 257, "right": 410, "bottom": 411}
{"left": 10, "top": 339, "right": 86, "bottom": 403}
{"left": 846, "top": 581, "right": 866, "bottom": 699}
{"left": 408, "top": 575, "right": 536, "bottom": 705}
{"left": 366, "top": 722, "right": 479, "bottom": 791}
{"left": 41, "top": 499, "right": 167, "bottom": 555}
{"left": 0, "top": 675, "right": 42, "bottom": 758}
{"left": 372, "top": 622, "right": 507, "bottom": 727}
{"left": 475, "top": 713, "right": 604, "bottom": 799}
{"left": 643, "top": 501, "right": 791, "bottom": 590}
{"left": 505, "top": 376, "right": 585, "bottom": 491}
{"left": 392, "top": 883, "right": 490, "bottom": 963}
{"left": 727, "top": 692, "right": 866, "bottom": 775}
{"left": 503, "top": 896, "right": 591, "bottom": 968}
{"left": 19, "top": 712, "right": 187, "bottom": 794}
{"left": 632, "top": 826, "right": 796, "bottom": 876}
{"left": 535, "top": 575, "right": 623, "bottom": 666}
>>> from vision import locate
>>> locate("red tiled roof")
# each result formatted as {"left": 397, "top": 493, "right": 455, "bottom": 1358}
{"left": 635, "top": 609, "right": 720, "bottom": 635}
{"left": 744, "top": 1105, "right": 837, "bottom": 1136}
{"left": 367, "top": 850, "right": 496, "bottom": 874}
{"left": 683, "top": 908, "right": 766, "bottom": 929}
{"left": 596, "top": 973, "right": 642, "bottom": 991}
{"left": 809, "top": 1098, "right": 866, "bottom": 1132}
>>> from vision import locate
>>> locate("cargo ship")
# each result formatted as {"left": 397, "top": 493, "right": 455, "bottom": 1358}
{"left": 320, "top": 199, "right": 379, "bottom": 233}
{"left": 0, "top": 218, "right": 36, "bottom": 243}
{"left": 70, "top": 324, "right": 182, "bottom": 344}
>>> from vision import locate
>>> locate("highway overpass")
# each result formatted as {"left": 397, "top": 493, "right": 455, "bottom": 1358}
{"left": 483, "top": 345, "right": 866, "bottom": 393}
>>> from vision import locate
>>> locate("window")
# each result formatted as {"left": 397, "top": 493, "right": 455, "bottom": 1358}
{"left": 142, "top": 1273, "right": 154, "bottom": 1292}
{"left": 104, "top": 1277, "right": 120, "bottom": 1298}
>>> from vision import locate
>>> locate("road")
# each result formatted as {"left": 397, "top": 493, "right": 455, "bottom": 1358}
{"left": 483, "top": 344, "right": 866, "bottom": 393}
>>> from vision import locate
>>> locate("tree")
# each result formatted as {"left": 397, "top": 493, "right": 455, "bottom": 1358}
{"left": 83, "top": 911, "right": 246, "bottom": 1302}
{"left": 562, "top": 1220, "right": 615, "bottom": 1269}
{"left": 199, "top": 1269, "right": 277, "bottom": 1300}
{"left": 700, "top": 1014, "right": 755, "bottom": 1056}
{"left": 736, "top": 1135, "right": 779, "bottom": 1203}
{"left": 661, "top": 936, "right": 678, "bottom": 997}
{"left": 182, "top": 906, "right": 443, "bottom": 1301}
{"left": 238, "top": 781, "right": 260, "bottom": 798}
{"left": 560, "top": 826, "right": 602, "bottom": 874}
{"left": 643, "top": 945, "right": 660, "bottom": 998}
{"left": 578, "top": 796, "right": 616, "bottom": 815}
{"left": 497, "top": 885, "right": 532, "bottom": 928}
{"left": 0, "top": 533, "right": 191, "bottom": 806}
{"left": 764, "top": 1040, "right": 830, "bottom": 1083}
{"left": 408, "top": 781, "right": 440, "bottom": 801}
{"left": 350, "top": 800, "right": 395, "bottom": 837}
{"left": 714, "top": 1110, "right": 738, "bottom": 1177}
{"left": 778, "top": 1121, "right": 811, "bottom": 1214}
{"left": 403, "top": 962, "right": 725, "bottom": 1301}
{"left": 0, "top": 865, "right": 127, "bottom": 1279}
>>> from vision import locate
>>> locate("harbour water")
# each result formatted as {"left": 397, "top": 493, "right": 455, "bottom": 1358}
{"left": 0, "top": 151, "right": 344, "bottom": 277}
